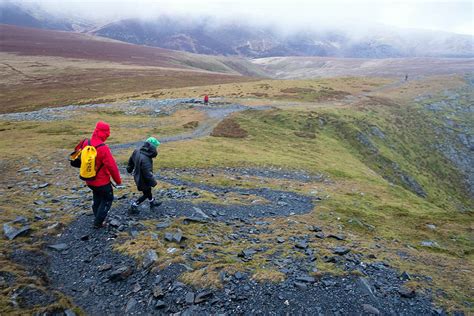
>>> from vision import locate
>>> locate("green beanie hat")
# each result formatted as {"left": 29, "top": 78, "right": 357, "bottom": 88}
{"left": 146, "top": 137, "right": 160, "bottom": 148}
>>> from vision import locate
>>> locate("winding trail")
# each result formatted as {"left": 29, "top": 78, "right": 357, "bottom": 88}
{"left": 45, "top": 168, "right": 438, "bottom": 315}
{"left": 110, "top": 102, "right": 271, "bottom": 151}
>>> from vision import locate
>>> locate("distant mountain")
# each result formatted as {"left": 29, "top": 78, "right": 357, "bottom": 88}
{"left": 1, "top": 3, "right": 472, "bottom": 58}
{"left": 0, "top": 24, "right": 267, "bottom": 77}
{"left": 0, "top": 1, "right": 92, "bottom": 31}
{"left": 93, "top": 17, "right": 474, "bottom": 58}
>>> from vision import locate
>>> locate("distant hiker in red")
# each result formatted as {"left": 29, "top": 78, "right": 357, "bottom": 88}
{"left": 204, "top": 95, "right": 209, "bottom": 104}
{"left": 74, "top": 121, "right": 122, "bottom": 228}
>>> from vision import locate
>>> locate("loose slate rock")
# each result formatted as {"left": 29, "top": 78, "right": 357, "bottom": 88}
{"left": 48, "top": 243, "right": 69, "bottom": 251}
{"left": 3, "top": 223, "right": 31, "bottom": 240}
{"left": 125, "top": 298, "right": 137, "bottom": 313}
{"left": 315, "top": 232, "right": 325, "bottom": 239}
{"left": 296, "top": 276, "right": 316, "bottom": 283}
{"left": 109, "top": 219, "right": 121, "bottom": 228}
{"left": 195, "top": 290, "right": 213, "bottom": 303}
{"left": 156, "top": 221, "right": 170, "bottom": 229}
{"left": 399, "top": 286, "right": 416, "bottom": 298}
{"left": 173, "top": 230, "right": 184, "bottom": 243}
{"left": 362, "top": 304, "right": 380, "bottom": 315}
{"left": 327, "top": 234, "right": 346, "bottom": 241}
{"left": 183, "top": 217, "right": 208, "bottom": 224}
{"left": 400, "top": 271, "right": 411, "bottom": 281}
{"left": 143, "top": 250, "right": 158, "bottom": 269}
{"left": 98, "top": 264, "right": 112, "bottom": 272}
{"left": 295, "top": 241, "right": 308, "bottom": 249}
{"left": 164, "top": 232, "right": 173, "bottom": 242}
{"left": 153, "top": 285, "right": 164, "bottom": 298}
{"left": 294, "top": 281, "right": 308, "bottom": 290}
{"left": 333, "top": 247, "right": 351, "bottom": 255}
{"left": 109, "top": 266, "right": 132, "bottom": 282}
{"left": 308, "top": 225, "right": 322, "bottom": 232}
{"left": 185, "top": 291, "right": 195, "bottom": 304}
{"left": 64, "top": 309, "right": 77, "bottom": 316}
{"left": 155, "top": 300, "right": 166, "bottom": 309}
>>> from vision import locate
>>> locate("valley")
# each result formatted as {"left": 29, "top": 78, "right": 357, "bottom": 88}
{"left": 0, "top": 16, "right": 473, "bottom": 316}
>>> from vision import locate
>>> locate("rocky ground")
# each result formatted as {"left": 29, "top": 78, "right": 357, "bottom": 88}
{"left": 2, "top": 81, "right": 472, "bottom": 314}
{"left": 30, "top": 169, "right": 444, "bottom": 315}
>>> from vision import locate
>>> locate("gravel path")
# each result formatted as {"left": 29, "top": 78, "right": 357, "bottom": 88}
{"left": 110, "top": 102, "right": 271, "bottom": 151}
{"left": 42, "top": 168, "right": 442, "bottom": 315}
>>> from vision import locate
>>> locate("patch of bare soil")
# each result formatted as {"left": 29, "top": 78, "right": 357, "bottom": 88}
{"left": 183, "top": 121, "right": 199, "bottom": 129}
{"left": 210, "top": 118, "right": 248, "bottom": 138}
{"left": 294, "top": 131, "right": 316, "bottom": 139}
{"left": 280, "top": 87, "right": 316, "bottom": 94}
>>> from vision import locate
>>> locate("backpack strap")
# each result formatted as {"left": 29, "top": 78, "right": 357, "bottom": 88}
{"left": 94, "top": 143, "right": 105, "bottom": 174}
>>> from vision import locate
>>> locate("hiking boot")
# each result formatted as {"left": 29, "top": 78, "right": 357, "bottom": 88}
{"left": 149, "top": 199, "right": 162, "bottom": 209}
{"left": 93, "top": 221, "right": 107, "bottom": 229}
{"left": 128, "top": 203, "right": 139, "bottom": 214}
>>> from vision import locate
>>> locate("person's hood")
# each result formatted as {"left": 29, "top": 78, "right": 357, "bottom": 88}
{"left": 91, "top": 121, "right": 110, "bottom": 142}
{"left": 140, "top": 141, "right": 158, "bottom": 158}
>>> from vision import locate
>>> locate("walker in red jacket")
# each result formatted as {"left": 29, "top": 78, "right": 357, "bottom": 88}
{"left": 204, "top": 95, "right": 209, "bottom": 104}
{"left": 75, "top": 121, "right": 122, "bottom": 228}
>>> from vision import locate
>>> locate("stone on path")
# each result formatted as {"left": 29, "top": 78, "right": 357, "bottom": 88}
{"left": 98, "top": 264, "right": 112, "bottom": 272}
{"left": 294, "top": 281, "right": 308, "bottom": 290}
{"left": 48, "top": 243, "right": 69, "bottom": 251}
{"left": 185, "top": 291, "right": 195, "bottom": 304}
{"left": 296, "top": 276, "right": 316, "bottom": 283}
{"left": 155, "top": 300, "right": 166, "bottom": 309}
{"left": 64, "top": 309, "right": 77, "bottom": 316}
{"left": 125, "top": 298, "right": 137, "bottom": 313}
{"left": 362, "top": 304, "right": 380, "bottom": 315}
{"left": 109, "top": 266, "right": 132, "bottom": 282}
{"left": 192, "top": 207, "right": 210, "bottom": 219}
{"left": 153, "top": 285, "right": 164, "bottom": 298}
{"left": 109, "top": 219, "right": 121, "bottom": 228}
{"left": 194, "top": 290, "right": 213, "bottom": 303}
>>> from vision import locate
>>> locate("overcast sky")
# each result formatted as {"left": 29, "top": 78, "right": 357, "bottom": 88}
{"left": 10, "top": 0, "right": 474, "bottom": 35}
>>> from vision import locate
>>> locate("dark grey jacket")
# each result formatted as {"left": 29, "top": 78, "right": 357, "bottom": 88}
{"left": 127, "top": 142, "right": 158, "bottom": 191}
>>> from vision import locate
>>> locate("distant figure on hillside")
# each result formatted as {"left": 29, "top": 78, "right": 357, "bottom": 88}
{"left": 71, "top": 121, "right": 122, "bottom": 228}
{"left": 405, "top": 74, "right": 408, "bottom": 81}
{"left": 204, "top": 95, "right": 209, "bottom": 104}
{"left": 127, "top": 137, "right": 162, "bottom": 214}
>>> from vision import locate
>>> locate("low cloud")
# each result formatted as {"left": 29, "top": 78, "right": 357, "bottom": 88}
{"left": 4, "top": 0, "right": 474, "bottom": 35}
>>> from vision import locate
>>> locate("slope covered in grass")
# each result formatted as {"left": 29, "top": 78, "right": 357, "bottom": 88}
{"left": 0, "top": 76, "right": 472, "bottom": 313}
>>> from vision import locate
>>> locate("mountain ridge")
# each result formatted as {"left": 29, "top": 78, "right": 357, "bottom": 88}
{"left": 1, "top": 2, "right": 472, "bottom": 59}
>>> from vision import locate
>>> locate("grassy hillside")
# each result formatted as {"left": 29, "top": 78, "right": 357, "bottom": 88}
{"left": 0, "top": 24, "right": 264, "bottom": 113}
{"left": 0, "top": 76, "right": 472, "bottom": 314}
{"left": 253, "top": 56, "right": 474, "bottom": 79}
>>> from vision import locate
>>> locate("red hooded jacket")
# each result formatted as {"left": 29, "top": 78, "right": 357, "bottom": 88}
{"left": 76, "top": 121, "right": 122, "bottom": 187}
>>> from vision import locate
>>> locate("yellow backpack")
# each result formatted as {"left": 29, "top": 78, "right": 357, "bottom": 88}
{"left": 78, "top": 139, "right": 104, "bottom": 181}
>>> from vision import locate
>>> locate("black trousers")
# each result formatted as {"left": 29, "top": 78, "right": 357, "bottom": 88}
{"left": 89, "top": 183, "right": 114, "bottom": 226}
{"left": 136, "top": 187, "right": 152, "bottom": 204}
